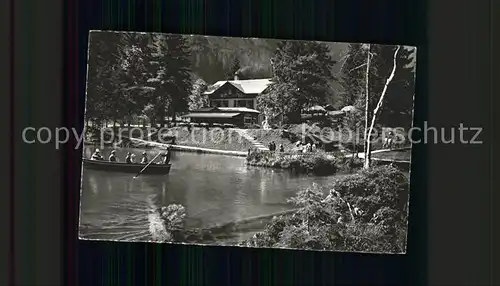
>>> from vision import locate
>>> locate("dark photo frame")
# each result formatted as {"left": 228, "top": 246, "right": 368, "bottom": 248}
{"left": 68, "top": 1, "right": 426, "bottom": 285}
{"left": 2, "top": 0, "right": 496, "bottom": 285}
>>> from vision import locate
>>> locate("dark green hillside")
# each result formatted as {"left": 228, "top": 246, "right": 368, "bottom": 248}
{"left": 187, "top": 35, "right": 348, "bottom": 88}
{"left": 187, "top": 35, "right": 279, "bottom": 83}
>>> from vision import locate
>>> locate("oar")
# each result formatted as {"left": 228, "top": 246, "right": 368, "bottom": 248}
{"left": 133, "top": 152, "right": 163, "bottom": 179}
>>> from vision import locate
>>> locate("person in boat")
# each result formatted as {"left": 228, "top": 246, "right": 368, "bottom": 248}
{"left": 91, "top": 149, "right": 104, "bottom": 160}
{"left": 140, "top": 151, "right": 148, "bottom": 164}
{"left": 159, "top": 150, "right": 171, "bottom": 165}
{"left": 108, "top": 150, "right": 117, "bottom": 162}
{"left": 125, "top": 152, "right": 133, "bottom": 164}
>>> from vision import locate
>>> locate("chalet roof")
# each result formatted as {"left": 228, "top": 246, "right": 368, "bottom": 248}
{"left": 182, "top": 112, "right": 241, "bottom": 119}
{"left": 218, "top": 107, "right": 260, "bottom": 114}
{"left": 204, "top": 78, "right": 272, "bottom": 95}
{"left": 188, "top": 107, "right": 260, "bottom": 114}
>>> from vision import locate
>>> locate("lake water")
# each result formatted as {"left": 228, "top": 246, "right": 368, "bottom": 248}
{"left": 79, "top": 146, "right": 345, "bottom": 244}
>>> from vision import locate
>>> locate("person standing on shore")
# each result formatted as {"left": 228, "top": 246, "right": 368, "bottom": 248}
{"left": 279, "top": 144, "right": 284, "bottom": 152}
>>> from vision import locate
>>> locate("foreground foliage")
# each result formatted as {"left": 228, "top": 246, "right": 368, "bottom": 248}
{"left": 246, "top": 149, "right": 364, "bottom": 175}
{"left": 241, "top": 165, "right": 409, "bottom": 253}
{"left": 157, "top": 166, "right": 409, "bottom": 253}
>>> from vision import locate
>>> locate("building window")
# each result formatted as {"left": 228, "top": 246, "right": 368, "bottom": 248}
{"left": 235, "top": 99, "right": 254, "bottom": 109}
{"left": 212, "top": 100, "right": 229, "bottom": 107}
{"left": 244, "top": 116, "right": 253, "bottom": 124}
{"left": 246, "top": 100, "right": 253, "bottom": 109}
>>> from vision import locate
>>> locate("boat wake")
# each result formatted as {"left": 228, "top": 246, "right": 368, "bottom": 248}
{"left": 146, "top": 196, "right": 171, "bottom": 242}
{"left": 79, "top": 195, "right": 170, "bottom": 242}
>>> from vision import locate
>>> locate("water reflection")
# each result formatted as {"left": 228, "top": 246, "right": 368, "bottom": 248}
{"left": 79, "top": 146, "right": 342, "bottom": 242}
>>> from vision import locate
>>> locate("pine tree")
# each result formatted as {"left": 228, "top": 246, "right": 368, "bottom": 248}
{"left": 339, "top": 44, "right": 416, "bottom": 166}
{"left": 339, "top": 43, "right": 366, "bottom": 108}
{"left": 162, "top": 34, "right": 193, "bottom": 123}
{"left": 227, "top": 56, "right": 241, "bottom": 79}
{"left": 376, "top": 46, "right": 416, "bottom": 129}
{"left": 188, "top": 78, "right": 209, "bottom": 110}
{"left": 144, "top": 34, "right": 192, "bottom": 126}
{"left": 258, "top": 40, "right": 337, "bottom": 123}
{"left": 364, "top": 45, "right": 402, "bottom": 168}
{"left": 114, "top": 33, "right": 155, "bottom": 126}
{"left": 85, "top": 31, "right": 123, "bottom": 126}
{"left": 339, "top": 44, "right": 387, "bottom": 111}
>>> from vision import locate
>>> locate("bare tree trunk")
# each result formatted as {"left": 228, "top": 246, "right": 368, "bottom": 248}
{"left": 364, "top": 45, "right": 401, "bottom": 169}
{"left": 346, "top": 202, "right": 356, "bottom": 223}
{"left": 363, "top": 44, "right": 371, "bottom": 158}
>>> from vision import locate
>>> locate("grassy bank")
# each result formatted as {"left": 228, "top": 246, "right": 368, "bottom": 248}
{"left": 246, "top": 150, "right": 362, "bottom": 176}
{"left": 97, "top": 126, "right": 254, "bottom": 152}
{"left": 157, "top": 127, "right": 255, "bottom": 152}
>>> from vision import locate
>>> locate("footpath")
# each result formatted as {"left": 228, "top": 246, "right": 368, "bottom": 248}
{"left": 232, "top": 129, "right": 269, "bottom": 151}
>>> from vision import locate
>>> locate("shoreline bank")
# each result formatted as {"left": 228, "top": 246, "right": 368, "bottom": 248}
{"left": 159, "top": 208, "right": 301, "bottom": 244}
{"left": 202, "top": 208, "right": 300, "bottom": 233}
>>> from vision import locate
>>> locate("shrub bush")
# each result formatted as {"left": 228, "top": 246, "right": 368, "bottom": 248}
{"left": 246, "top": 150, "right": 347, "bottom": 175}
{"left": 160, "top": 204, "right": 187, "bottom": 231}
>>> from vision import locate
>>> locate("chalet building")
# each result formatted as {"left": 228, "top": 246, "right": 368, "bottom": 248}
{"left": 182, "top": 73, "right": 272, "bottom": 128}
{"left": 203, "top": 73, "right": 272, "bottom": 111}
{"left": 181, "top": 107, "right": 260, "bottom": 128}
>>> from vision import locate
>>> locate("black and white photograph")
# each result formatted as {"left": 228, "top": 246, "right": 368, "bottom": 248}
{"left": 79, "top": 31, "right": 416, "bottom": 254}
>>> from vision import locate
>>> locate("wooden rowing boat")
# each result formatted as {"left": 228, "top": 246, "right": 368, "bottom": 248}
{"left": 82, "top": 158, "right": 171, "bottom": 175}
